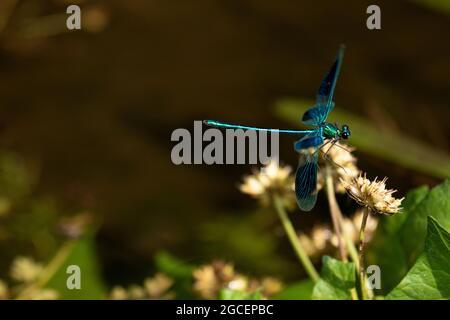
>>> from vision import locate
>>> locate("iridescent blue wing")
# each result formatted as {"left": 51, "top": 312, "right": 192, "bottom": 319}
{"left": 302, "top": 46, "right": 345, "bottom": 126}
{"left": 294, "top": 130, "right": 323, "bottom": 152}
{"left": 294, "top": 131, "right": 323, "bottom": 211}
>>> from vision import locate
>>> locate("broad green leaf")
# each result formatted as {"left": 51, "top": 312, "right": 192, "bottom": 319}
{"left": 46, "top": 232, "right": 107, "bottom": 299}
{"left": 312, "top": 256, "right": 356, "bottom": 300}
{"left": 366, "top": 230, "right": 409, "bottom": 294}
{"left": 312, "top": 280, "right": 350, "bottom": 300}
{"left": 367, "top": 179, "right": 450, "bottom": 293}
{"left": 272, "top": 280, "right": 314, "bottom": 300}
{"left": 386, "top": 217, "right": 450, "bottom": 299}
{"left": 399, "top": 179, "right": 450, "bottom": 264}
{"left": 275, "top": 99, "right": 450, "bottom": 178}
{"left": 219, "top": 288, "right": 262, "bottom": 300}
{"left": 383, "top": 185, "right": 429, "bottom": 235}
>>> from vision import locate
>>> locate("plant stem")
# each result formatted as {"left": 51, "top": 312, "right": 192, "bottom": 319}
{"left": 350, "top": 288, "right": 358, "bottom": 300}
{"left": 16, "top": 240, "right": 75, "bottom": 299}
{"left": 324, "top": 165, "right": 347, "bottom": 261}
{"left": 358, "top": 208, "right": 370, "bottom": 300}
{"left": 345, "top": 233, "right": 359, "bottom": 269}
{"left": 273, "top": 194, "right": 320, "bottom": 282}
{"left": 323, "top": 167, "right": 359, "bottom": 299}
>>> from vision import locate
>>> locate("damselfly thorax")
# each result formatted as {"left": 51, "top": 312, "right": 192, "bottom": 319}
{"left": 322, "top": 123, "right": 351, "bottom": 141}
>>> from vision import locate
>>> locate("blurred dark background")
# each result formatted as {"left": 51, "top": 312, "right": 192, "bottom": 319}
{"left": 0, "top": 0, "right": 449, "bottom": 286}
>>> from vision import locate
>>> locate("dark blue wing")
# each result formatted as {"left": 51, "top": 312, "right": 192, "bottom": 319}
{"left": 294, "top": 130, "right": 323, "bottom": 152}
{"left": 294, "top": 130, "right": 323, "bottom": 211}
{"left": 301, "top": 104, "right": 332, "bottom": 126}
{"left": 295, "top": 149, "right": 319, "bottom": 211}
{"left": 302, "top": 45, "right": 345, "bottom": 126}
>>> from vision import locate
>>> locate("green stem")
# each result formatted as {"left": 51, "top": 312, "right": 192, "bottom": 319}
{"left": 358, "top": 208, "right": 370, "bottom": 300}
{"left": 324, "top": 165, "right": 347, "bottom": 261}
{"left": 323, "top": 168, "right": 358, "bottom": 299}
{"left": 345, "top": 233, "right": 360, "bottom": 269}
{"left": 273, "top": 194, "right": 320, "bottom": 282}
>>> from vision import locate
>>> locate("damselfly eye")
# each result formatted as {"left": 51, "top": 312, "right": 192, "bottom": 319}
{"left": 341, "top": 125, "right": 350, "bottom": 139}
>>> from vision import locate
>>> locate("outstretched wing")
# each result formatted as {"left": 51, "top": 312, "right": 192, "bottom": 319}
{"left": 295, "top": 149, "right": 319, "bottom": 211}
{"left": 302, "top": 45, "right": 345, "bottom": 126}
{"left": 294, "top": 130, "right": 323, "bottom": 211}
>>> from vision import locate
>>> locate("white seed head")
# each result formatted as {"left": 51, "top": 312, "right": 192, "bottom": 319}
{"left": 340, "top": 173, "right": 403, "bottom": 215}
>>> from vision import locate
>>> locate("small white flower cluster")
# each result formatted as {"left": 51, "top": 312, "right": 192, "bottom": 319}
{"left": 341, "top": 174, "right": 403, "bottom": 215}
{"left": 239, "top": 161, "right": 296, "bottom": 209}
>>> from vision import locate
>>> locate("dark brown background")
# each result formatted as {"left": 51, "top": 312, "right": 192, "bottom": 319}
{"left": 0, "top": 0, "right": 449, "bottom": 283}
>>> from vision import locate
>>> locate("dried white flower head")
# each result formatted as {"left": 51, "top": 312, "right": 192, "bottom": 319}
{"left": 193, "top": 260, "right": 235, "bottom": 299}
{"left": 192, "top": 260, "right": 282, "bottom": 299}
{"left": 317, "top": 141, "right": 360, "bottom": 193}
{"left": 259, "top": 277, "right": 283, "bottom": 297}
{"left": 110, "top": 286, "right": 128, "bottom": 300}
{"left": 299, "top": 211, "right": 379, "bottom": 258}
{"left": 299, "top": 225, "right": 338, "bottom": 258}
{"left": 340, "top": 173, "right": 403, "bottom": 215}
{"left": 239, "top": 161, "right": 295, "bottom": 209}
{"left": 10, "top": 256, "right": 43, "bottom": 283}
{"left": 109, "top": 273, "right": 175, "bottom": 300}
{"left": 144, "top": 273, "right": 174, "bottom": 299}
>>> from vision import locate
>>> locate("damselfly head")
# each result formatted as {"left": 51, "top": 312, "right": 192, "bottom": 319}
{"left": 341, "top": 125, "right": 350, "bottom": 139}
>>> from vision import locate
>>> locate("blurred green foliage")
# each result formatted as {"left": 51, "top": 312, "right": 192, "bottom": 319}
{"left": 45, "top": 232, "right": 107, "bottom": 299}
{"left": 411, "top": 0, "right": 450, "bottom": 14}
{"left": 154, "top": 251, "right": 194, "bottom": 299}
{"left": 197, "top": 212, "right": 295, "bottom": 277}
{"left": 0, "top": 150, "right": 59, "bottom": 273}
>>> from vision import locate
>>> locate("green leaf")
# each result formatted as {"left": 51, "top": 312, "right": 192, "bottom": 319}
{"left": 386, "top": 217, "right": 450, "bottom": 299}
{"left": 154, "top": 251, "right": 195, "bottom": 299}
{"left": 367, "top": 179, "right": 450, "bottom": 293}
{"left": 399, "top": 179, "right": 450, "bottom": 264}
{"left": 275, "top": 99, "right": 450, "bottom": 178}
{"left": 219, "top": 288, "right": 263, "bottom": 300}
{"left": 154, "top": 251, "right": 193, "bottom": 279}
{"left": 383, "top": 185, "right": 429, "bottom": 235}
{"left": 46, "top": 232, "right": 107, "bottom": 299}
{"left": 272, "top": 280, "right": 314, "bottom": 300}
{"left": 312, "top": 256, "right": 356, "bottom": 300}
